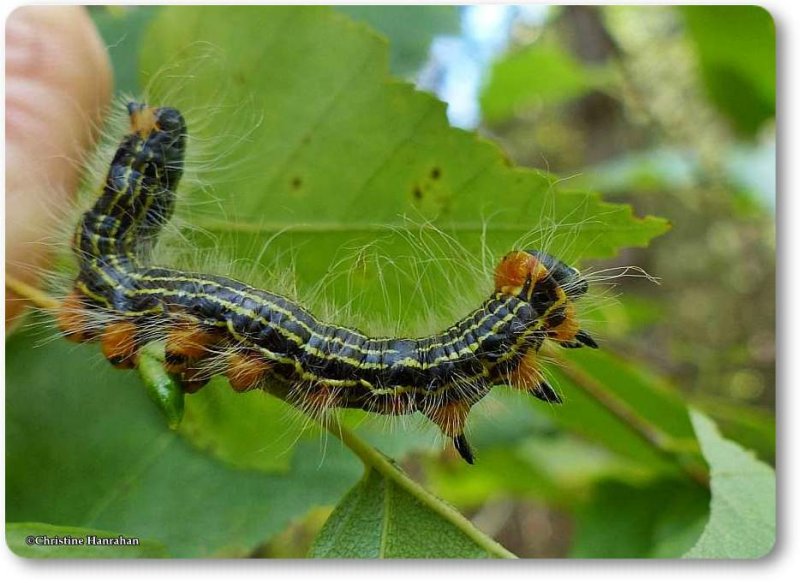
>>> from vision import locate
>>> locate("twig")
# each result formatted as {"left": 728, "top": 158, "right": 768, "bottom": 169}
{"left": 5, "top": 275, "right": 60, "bottom": 310}
{"left": 7, "top": 276, "right": 706, "bottom": 532}
{"left": 5, "top": 276, "right": 516, "bottom": 558}
{"left": 320, "top": 414, "right": 517, "bottom": 559}
{"left": 545, "top": 347, "right": 710, "bottom": 487}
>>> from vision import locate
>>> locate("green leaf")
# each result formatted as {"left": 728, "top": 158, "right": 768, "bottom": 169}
{"left": 177, "top": 377, "right": 314, "bottom": 473}
{"left": 481, "top": 42, "right": 615, "bottom": 123}
{"left": 571, "top": 479, "right": 709, "bottom": 558}
{"left": 425, "top": 393, "right": 648, "bottom": 507}
{"left": 9, "top": 6, "right": 673, "bottom": 559}
{"left": 684, "top": 410, "right": 775, "bottom": 558}
{"left": 690, "top": 395, "right": 775, "bottom": 464}
{"left": 6, "top": 522, "right": 167, "bottom": 558}
{"left": 5, "top": 317, "right": 361, "bottom": 558}
{"left": 681, "top": 6, "right": 775, "bottom": 137}
{"left": 138, "top": 5, "right": 667, "bottom": 336}
{"left": 545, "top": 349, "right": 705, "bottom": 479}
{"left": 337, "top": 5, "right": 460, "bottom": 77}
{"left": 310, "top": 468, "right": 496, "bottom": 558}
{"left": 129, "top": 5, "right": 667, "bottom": 469}
{"left": 90, "top": 6, "right": 158, "bottom": 95}
{"left": 339, "top": 409, "right": 443, "bottom": 461}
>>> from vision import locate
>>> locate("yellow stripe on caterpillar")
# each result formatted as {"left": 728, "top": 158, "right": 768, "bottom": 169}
{"left": 58, "top": 103, "right": 598, "bottom": 464}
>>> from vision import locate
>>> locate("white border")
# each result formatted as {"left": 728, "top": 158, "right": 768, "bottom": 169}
{"left": 1, "top": 1, "right": 792, "bottom": 581}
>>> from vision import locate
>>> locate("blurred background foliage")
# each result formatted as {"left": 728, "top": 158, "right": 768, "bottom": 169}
{"left": 461, "top": 5, "right": 775, "bottom": 556}
{"left": 7, "top": 5, "right": 774, "bottom": 559}
{"left": 366, "top": 4, "right": 773, "bottom": 557}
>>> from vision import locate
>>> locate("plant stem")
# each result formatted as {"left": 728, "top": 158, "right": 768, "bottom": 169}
{"left": 320, "top": 413, "right": 517, "bottom": 559}
{"left": 7, "top": 277, "right": 707, "bottom": 534}
{"left": 8, "top": 276, "right": 515, "bottom": 557}
{"left": 545, "top": 348, "right": 710, "bottom": 487}
{"left": 5, "top": 275, "right": 60, "bottom": 310}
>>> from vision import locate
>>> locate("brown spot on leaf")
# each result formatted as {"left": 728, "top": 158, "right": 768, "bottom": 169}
{"left": 413, "top": 185, "right": 423, "bottom": 200}
{"left": 291, "top": 176, "right": 303, "bottom": 190}
{"left": 430, "top": 167, "right": 442, "bottom": 180}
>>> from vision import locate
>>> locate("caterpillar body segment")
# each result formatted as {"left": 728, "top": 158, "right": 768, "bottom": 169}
{"left": 58, "top": 103, "right": 598, "bottom": 463}
{"left": 225, "top": 351, "right": 273, "bottom": 392}
{"left": 57, "top": 290, "right": 95, "bottom": 342}
{"left": 99, "top": 320, "right": 140, "bottom": 369}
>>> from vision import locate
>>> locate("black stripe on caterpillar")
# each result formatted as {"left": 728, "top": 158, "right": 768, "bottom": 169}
{"left": 57, "top": 103, "right": 598, "bottom": 464}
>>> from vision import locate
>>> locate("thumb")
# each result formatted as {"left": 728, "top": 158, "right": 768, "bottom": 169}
{"left": 5, "top": 6, "right": 112, "bottom": 325}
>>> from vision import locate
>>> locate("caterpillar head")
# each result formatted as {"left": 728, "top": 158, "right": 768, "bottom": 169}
{"left": 494, "top": 250, "right": 586, "bottom": 298}
{"left": 128, "top": 102, "right": 186, "bottom": 137}
{"left": 126, "top": 102, "right": 187, "bottom": 187}
{"left": 494, "top": 250, "right": 597, "bottom": 348}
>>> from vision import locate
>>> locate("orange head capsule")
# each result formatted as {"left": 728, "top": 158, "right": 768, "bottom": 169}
{"left": 494, "top": 250, "right": 596, "bottom": 349}
{"left": 128, "top": 102, "right": 159, "bottom": 137}
{"left": 494, "top": 249, "right": 588, "bottom": 300}
{"left": 494, "top": 251, "right": 546, "bottom": 297}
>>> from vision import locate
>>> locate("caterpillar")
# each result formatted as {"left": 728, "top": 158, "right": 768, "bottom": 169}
{"left": 56, "top": 103, "right": 598, "bottom": 464}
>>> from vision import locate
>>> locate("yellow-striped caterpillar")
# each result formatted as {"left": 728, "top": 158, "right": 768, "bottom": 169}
{"left": 57, "top": 103, "right": 597, "bottom": 464}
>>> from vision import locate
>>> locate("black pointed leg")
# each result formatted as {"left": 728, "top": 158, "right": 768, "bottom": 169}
{"left": 532, "top": 380, "right": 562, "bottom": 404}
{"left": 576, "top": 330, "right": 598, "bottom": 348}
{"left": 453, "top": 434, "right": 475, "bottom": 464}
